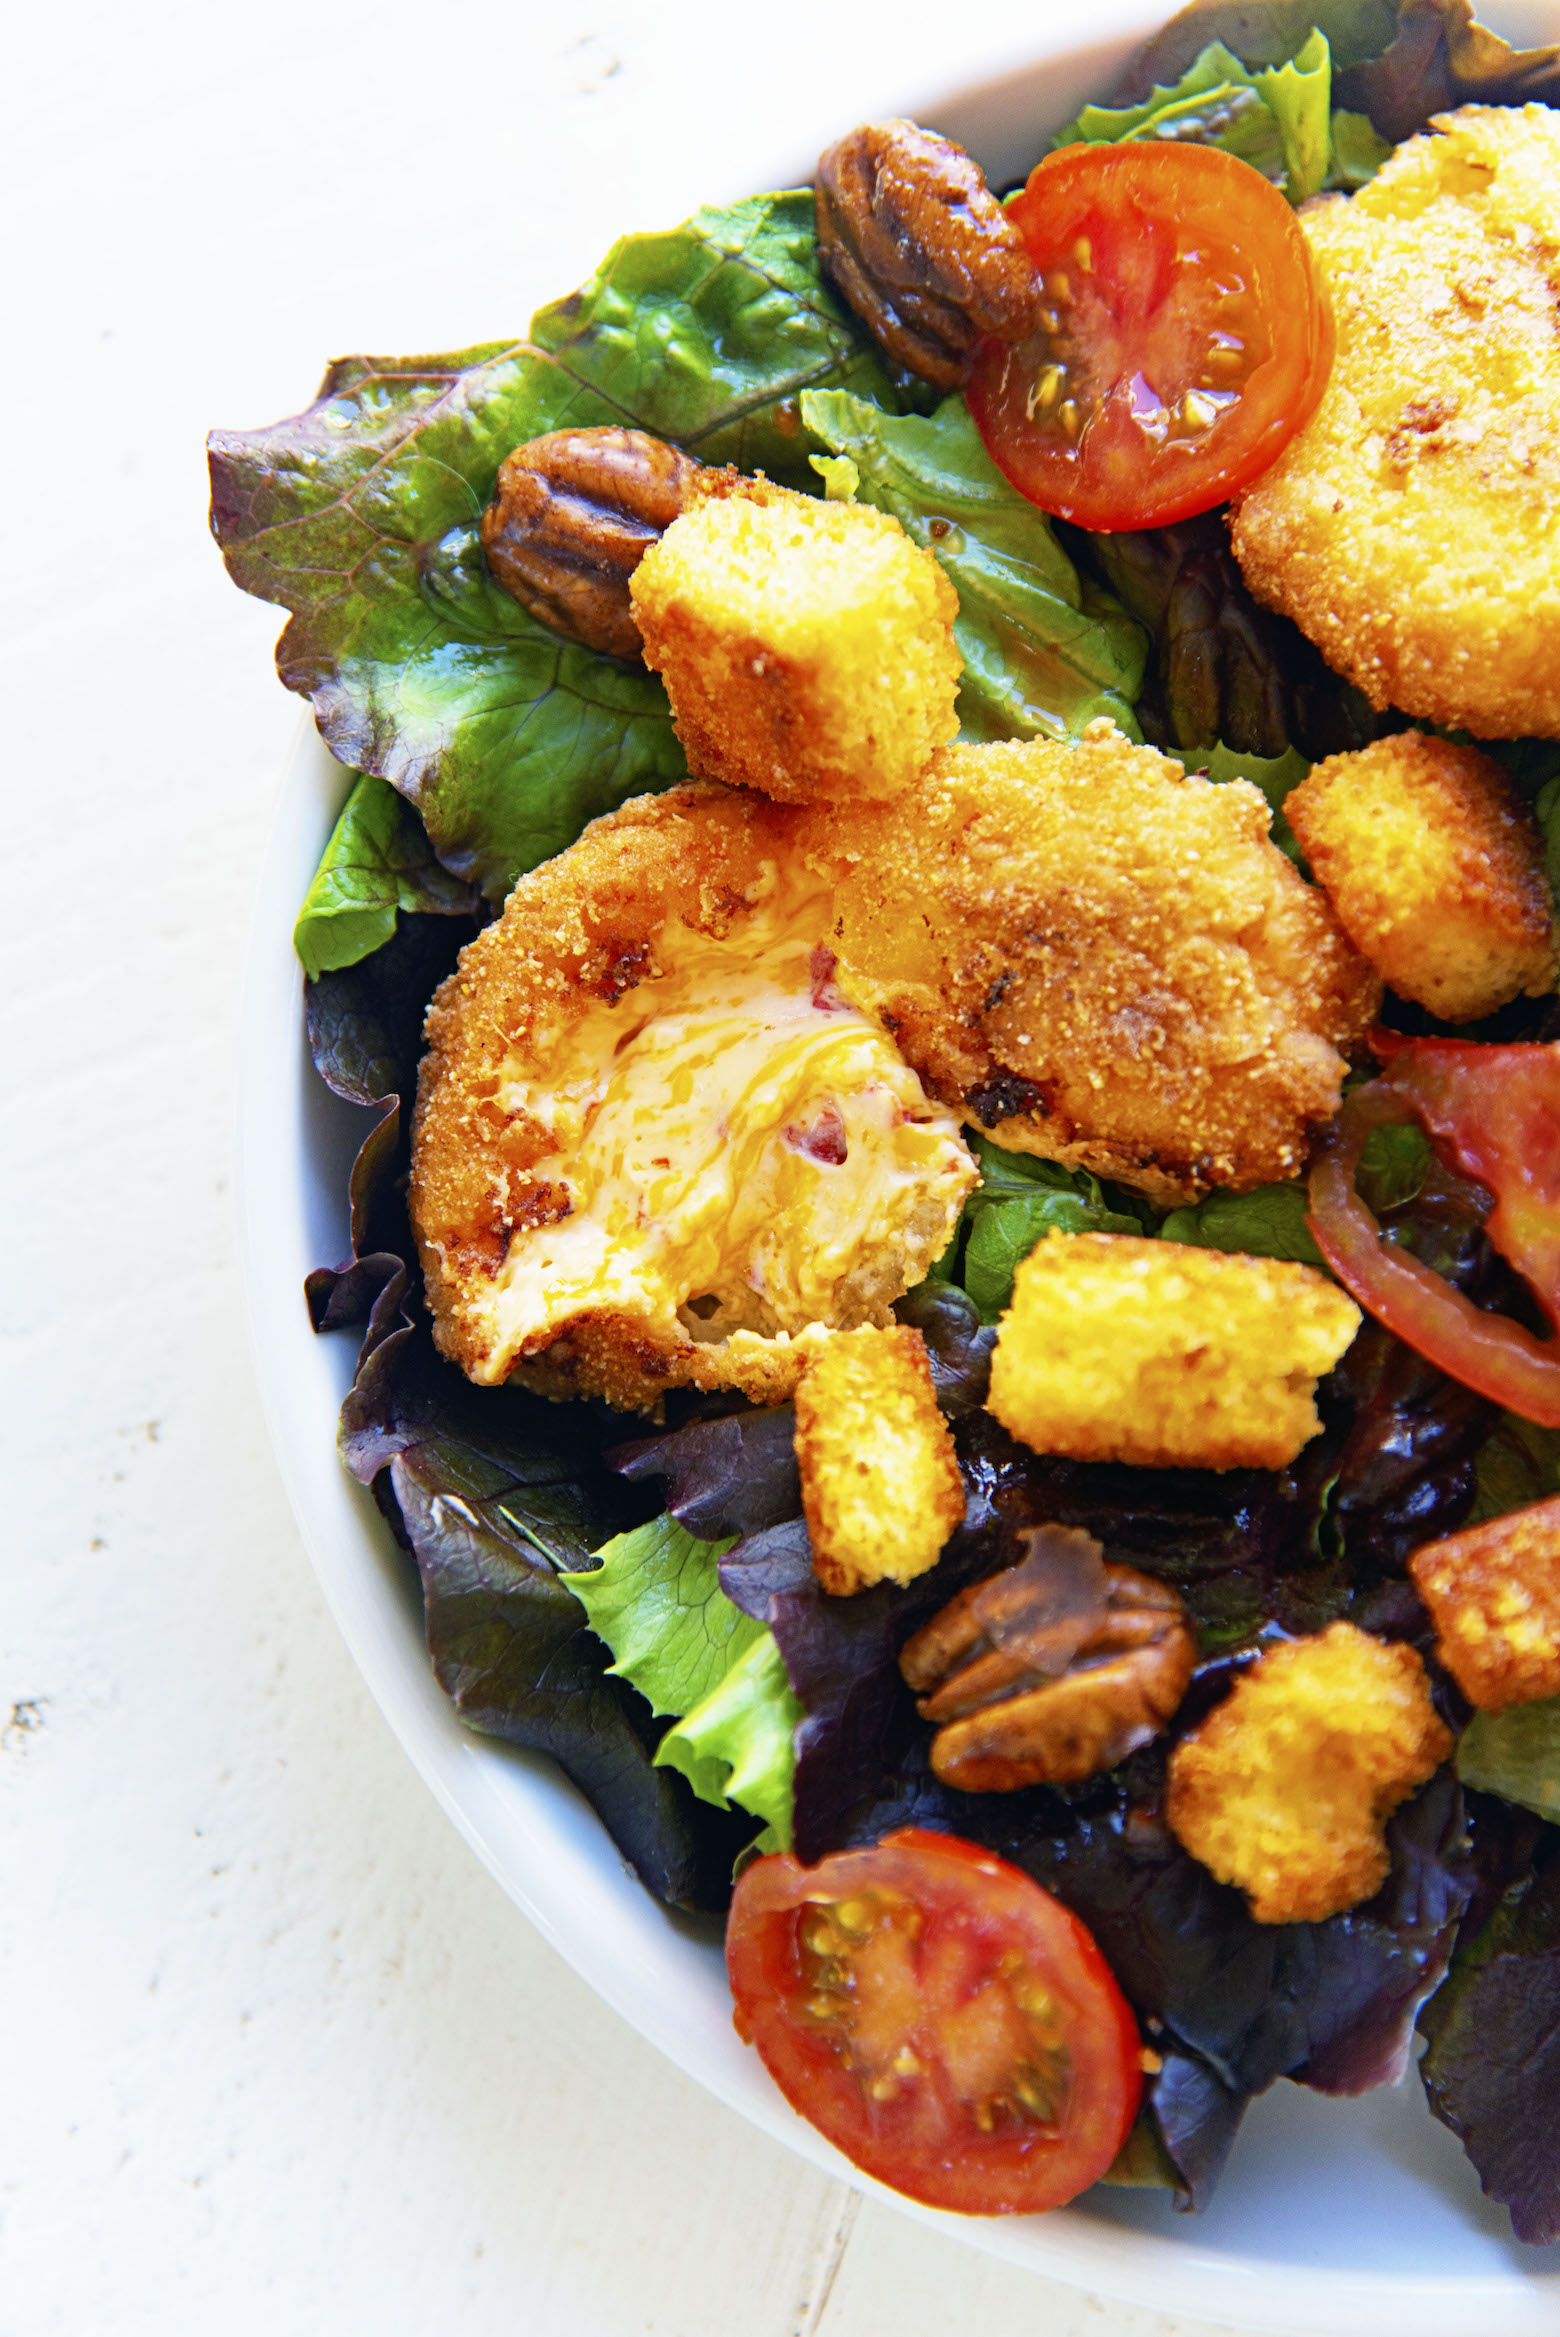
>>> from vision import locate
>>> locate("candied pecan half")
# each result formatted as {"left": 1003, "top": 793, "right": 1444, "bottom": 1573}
{"left": 900, "top": 1524, "right": 1196, "bottom": 1791}
{"left": 480, "top": 426, "right": 701, "bottom": 659}
{"left": 815, "top": 119, "right": 1043, "bottom": 391}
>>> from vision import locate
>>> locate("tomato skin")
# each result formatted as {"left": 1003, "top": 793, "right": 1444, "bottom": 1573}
{"left": 967, "top": 142, "right": 1334, "bottom": 532}
{"left": 1308, "top": 1035, "right": 1560, "bottom": 1428}
{"left": 726, "top": 1827, "right": 1142, "bottom": 2216}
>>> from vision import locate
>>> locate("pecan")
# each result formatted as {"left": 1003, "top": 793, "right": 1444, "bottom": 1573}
{"left": 899, "top": 1524, "right": 1196, "bottom": 1791}
{"left": 815, "top": 119, "right": 1043, "bottom": 391}
{"left": 480, "top": 426, "right": 701, "bottom": 659}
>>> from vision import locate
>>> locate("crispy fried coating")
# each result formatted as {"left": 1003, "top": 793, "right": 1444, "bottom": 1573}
{"left": 1230, "top": 106, "right": 1560, "bottom": 740}
{"left": 796, "top": 726, "right": 1380, "bottom": 1204}
{"left": 410, "top": 782, "right": 976, "bottom": 1410}
{"left": 794, "top": 1325, "right": 966, "bottom": 1596}
{"left": 629, "top": 471, "right": 960, "bottom": 804}
{"left": 986, "top": 1234, "right": 1360, "bottom": 1472}
{"left": 1166, "top": 1623, "right": 1452, "bottom": 1924}
{"left": 1285, "top": 731, "right": 1558, "bottom": 1022}
{"left": 1410, "top": 1494, "right": 1560, "bottom": 1710}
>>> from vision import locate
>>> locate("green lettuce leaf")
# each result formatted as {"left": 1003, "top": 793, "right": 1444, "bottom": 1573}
{"left": 949, "top": 1137, "right": 1145, "bottom": 1320}
{"left": 1468, "top": 1414, "right": 1560, "bottom": 1529}
{"left": 798, "top": 388, "right": 1145, "bottom": 744}
{"left": 293, "top": 773, "right": 480, "bottom": 979}
{"left": 1160, "top": 1180, "right": 1324, "bottom": 1267}
{"left": 1158, "top": 1120, "right": 1429, "bottom": 1269}
{"left": 530, "top": 193, "right": 908, "bottom": 484}
{"left": 573, "top": 1514, "right": 800, "bottom": 1846}
{"left": 1196, "top": 739, "right": 1311, "bottom": 862}
{"left": 1457, "top": 1698, "right": 1560, "bottom": 1824}
{"left": 570, "top": 1514, "right": 756, "bottom": 1719}
{"left": 656, "top": 1630, "right": 802, "bottom": 1848}
{"left": 210, "top": 195, "right": 906, "bottom": 905}
{"left": 1328, "top": 109, "right": 1394, "bottom": 187}
{"left": 1121, "top": 2, "right": 1560, "bottom": 150}
{"left": 1053, "top": 30, "right": 1381, "bottom": 203}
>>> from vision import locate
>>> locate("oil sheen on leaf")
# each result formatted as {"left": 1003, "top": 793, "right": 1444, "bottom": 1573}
{"left": 798, "top": 388, "right": 1145, "bottom": 744}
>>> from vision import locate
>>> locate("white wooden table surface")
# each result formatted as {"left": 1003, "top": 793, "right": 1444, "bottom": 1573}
{"left": 2, "top": 2, "right": 1339, "bottom": 2328}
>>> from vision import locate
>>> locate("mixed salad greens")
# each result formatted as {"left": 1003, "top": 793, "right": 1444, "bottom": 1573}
{"left": 213, "top": 0, "right": 1560, "bottom": 2243}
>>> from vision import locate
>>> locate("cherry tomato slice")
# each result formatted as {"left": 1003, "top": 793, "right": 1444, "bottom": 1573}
{"left": 1307, "top": 1034, "right": 1560, "bottom": 1428}
{"left": 726, "top": 1827, "right": 1142, "bottom": 2215}
{"left": 967, "top": 142, "right": 1334, "bottom": 532}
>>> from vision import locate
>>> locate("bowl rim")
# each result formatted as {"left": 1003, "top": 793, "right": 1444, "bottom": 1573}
{"left": 235, "top": 14, "right": 1560, "bottom": 2312}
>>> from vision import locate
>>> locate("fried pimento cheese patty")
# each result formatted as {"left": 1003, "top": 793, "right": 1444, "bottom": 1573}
{"left": 410, "top": 784, "right": 977, "bottom": 1409}
{"left": 795, "top": 726, "right": 1380, "bottom": 1205}
{"left": 1230, "top": 105, "right": 1560, "bottom": 739}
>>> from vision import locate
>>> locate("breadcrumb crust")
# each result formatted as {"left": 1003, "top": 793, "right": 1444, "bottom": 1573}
{"left": 797, "top": 727, "right": 1380, "bottom": 1204}
{"left": 793, "top": 1325, "right": 966, "bottom": 1596}
{"left": 1230, "top": 105, "right": 1560, "bottom": 740}
{"left": 1410, "top": 1495, "right": 1560, "bottom": 1710}
{"left": 1285, "top": 731, "right": 1558, "bottom": 1021}
{"left": 1166, "top": 1623, "right": 1452, "bottom": 1924}
{"left": 409, "top": 781, "right": 974, "bottom": 1409}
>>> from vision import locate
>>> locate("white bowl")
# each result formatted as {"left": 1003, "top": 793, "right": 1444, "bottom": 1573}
{"left": 238, "top": 20, "right": 1560, "bottom": 2327}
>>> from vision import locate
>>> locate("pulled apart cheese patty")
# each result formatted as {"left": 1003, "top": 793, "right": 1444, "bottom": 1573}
{"left": 1231, "top": 105, "right": 1560, "bottom": 739}
{"left": 795, "top": 726, "right": 1380, "bottom": 1205}
{"left": 411, "top": 784, "right": 976, "bottom": 1409}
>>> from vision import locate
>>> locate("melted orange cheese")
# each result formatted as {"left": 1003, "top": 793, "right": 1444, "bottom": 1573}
{"left": 483, "top": 902, "right": 975, "bottom": 1380}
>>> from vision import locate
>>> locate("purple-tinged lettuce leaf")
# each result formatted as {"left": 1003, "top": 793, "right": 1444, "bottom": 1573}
{"left": 612, "top": 1405, "right": 801, "bottom": 1541}
{"left": 1419, "top": 1816, "right": 1560, "bottom": 2244}
{"left": 391, "top": 1450, "right": 750, "bottom": 1910}
{"left": 302, "top": 910, "right": 478, "bottom": 1330}
{"left": 210, "top": 195, "right": 907, "bottom": 903}
{"left": 336, "top": 1307, "right": 750, "bottom": 1908}
{"left": 294, "top": 772, "right": 478, "bottom": 981}
{"left": 302, "top": 913, "right": 478, "bottom": 1328}
{"left": 210, "top": 337, "right": 683, "bottom": 905}
{"left": 1146, "top": 2047, "right": 1249, "bottom": 2210}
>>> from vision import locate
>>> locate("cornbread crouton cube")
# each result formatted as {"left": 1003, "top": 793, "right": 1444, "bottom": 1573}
{"left": 1410, "top": 1495, "right": 1560, "bottom": 1711}
{"left": 629, "top": 472, "right": 959, "bottom": 805}
{"left": 985, "top": 1234, "right": 1360, "bottom": 1472}
{"left": 1166, "top": 1623, "right": 1452, "bottom": 1924}
{"left": 795, "top": 1325, "right": 965, "bottom": 1596}
{"left": 1284, "top": 732, "right": 1557, "bottom": 1023}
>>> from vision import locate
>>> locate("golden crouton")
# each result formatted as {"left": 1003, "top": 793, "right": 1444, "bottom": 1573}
{"left": 1285, "top": 732, "right": 1557, "bottom": 1022}
{"left": 1410, "top": 1495, "right": 1560, "bottom": 1710}
{"left": 1230, "top": 106, "right": 1560, "bottom": 740}
{"left": 629, "top": 471, "right": 960, "bottom": 804}
{"left": 1166, "top": 1623, "right": 1452, "bottom": 1925}
{"left": 410, "top": 782, "right": 976, "bottom": 1410}
{"left": 985, "top": 1235, "right": 1360, "bottom": 1472}
{"left": 794, "top": 1325, "right": 965, "bottom": 1596}
{"left": 795, "top": 727, "right": 1381, "bottom": 1206}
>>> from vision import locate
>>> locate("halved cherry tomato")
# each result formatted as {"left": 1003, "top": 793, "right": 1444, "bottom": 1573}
{"left": 726, "top": 1827, "right": 1142, "bottom": 2215}
{"left": 1307, "top": 1034, "right": 1560, "bottom": 1427}
{"left": 967, "top": 143, "right": 1334, "bottom": 531}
